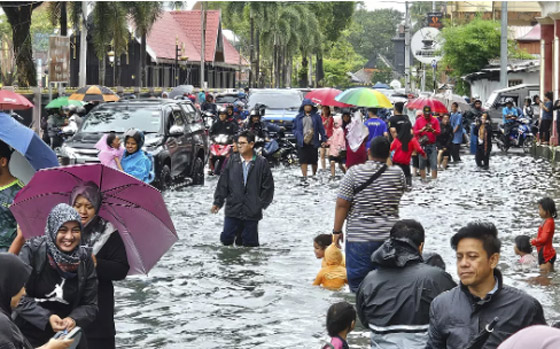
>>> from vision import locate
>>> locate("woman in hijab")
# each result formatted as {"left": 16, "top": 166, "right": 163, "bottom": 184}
{"left": 0, "top": 253, "right": 74, "bottom": 349}
{"left": 70, "top": 182, "right": 129, "bottom": 349}
{"left": 14, "top": 204, "right": 97, "bottom": 349}
{"left": 120, "top": 128, "right": 154, "bottom": 183}
{"left": 341, "top": 109, "right": 367, "bottom": 169}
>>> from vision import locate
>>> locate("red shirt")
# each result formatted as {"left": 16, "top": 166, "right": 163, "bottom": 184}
{"left": 390, "top": 137, "right": 426, "bottom": 164}
{"left": 322, "top": 114, "right": 334, "bottom": 138}
{"left": 532, "top": 218, "right": 556, "bottom": 263}
{"left": 413, "top": 115, "right": 441, "bottom": 144}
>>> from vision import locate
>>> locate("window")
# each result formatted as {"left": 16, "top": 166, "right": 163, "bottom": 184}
{"left": 508, "top": 80, "right": 522, "bottom": 87}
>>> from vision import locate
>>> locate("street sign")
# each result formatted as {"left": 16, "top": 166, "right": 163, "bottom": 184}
{"left": 48, "top": 36, "right": 70, "bottom": 83}
{"left": 431, "top": 60, "right": 437, "bottom": 69}
{"left": 411, "top": 27, "right": 444, "bottom": 64}
{"left": 427, "top": 12, "right": 443, "bottom": 29}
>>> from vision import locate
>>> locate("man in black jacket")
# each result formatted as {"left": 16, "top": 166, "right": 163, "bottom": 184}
{"left": 212, "top": 130, "right": 274, "bottom": 247}
{"left": 356, "top": 220, "right": 456, "bottom": 349}
{"left": 426, "top": 222, "right": 546, "bottom": 349}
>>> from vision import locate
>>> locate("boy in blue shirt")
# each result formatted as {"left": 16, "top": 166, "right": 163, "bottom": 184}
{"left": 502, "top": 99, "right": 519, "bottom": 146}
{"left": 364, "top": 108, "right": 388, "bottom": 150}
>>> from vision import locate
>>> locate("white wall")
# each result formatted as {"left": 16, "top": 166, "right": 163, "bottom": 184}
{"left": 469, "top": 71, "right": 539, "bottom": 104}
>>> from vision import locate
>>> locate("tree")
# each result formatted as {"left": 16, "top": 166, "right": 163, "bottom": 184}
{"left": 347, "top": 9, "right": 403, "bottom": 65}
{"left": 125, "top": 2, "right": 163, "bottom": 87}
{"left": 371, "top": 66, "right": 393, "bottom": 85}
{"left": 1, "top": 1, "right": 43, "bottom": 87}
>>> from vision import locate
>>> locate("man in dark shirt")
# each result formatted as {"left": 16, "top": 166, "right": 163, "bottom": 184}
{"left": 388, "top": 102, "right": 409, "bottom": 141}
{"left": 201, "top": 94, "right": 217, "bottom": 115}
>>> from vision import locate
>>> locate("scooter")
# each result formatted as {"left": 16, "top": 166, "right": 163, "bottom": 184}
{"left": 496, "top": 117, "right": 535, "bottom": 153}
{"left": 208, "top": 134, "right": 233, "bottom": 176}
{"left": 254, "top": 134, "right": 298, "bottom": 166}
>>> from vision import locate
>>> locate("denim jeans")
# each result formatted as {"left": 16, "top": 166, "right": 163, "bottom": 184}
{"left": 346, "top": 240, "right": 384, "bottom": 292}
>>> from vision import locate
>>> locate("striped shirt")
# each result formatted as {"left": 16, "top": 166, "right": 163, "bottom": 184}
{"left": 337, "top": 161, "right": 405, "bottom": 242}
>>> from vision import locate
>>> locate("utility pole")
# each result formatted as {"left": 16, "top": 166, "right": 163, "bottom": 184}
{"left": 200, "top": 2, "right": 206, "bottom": 89}
{"left": 78, "top": 1, "right": 88, "bottom": 86}
{"left": 500, "top": 1, "right": 508, "bottom": 88}
{"left": 404, "top": 1, "right": 411, "bottom": 94}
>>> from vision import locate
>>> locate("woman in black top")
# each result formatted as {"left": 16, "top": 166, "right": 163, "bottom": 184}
{"left": 70, "top": 182, "right": 129, "bottom": 349}
{"left": 436, "top": 114, "right": 453, "bottom": 170}
{"left": 15, "top": 204, "right": 97, "bottom": 349}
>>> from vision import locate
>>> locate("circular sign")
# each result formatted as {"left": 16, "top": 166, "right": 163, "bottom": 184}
{"left": 411, "top": 27, "right": 444, "bottom": 64}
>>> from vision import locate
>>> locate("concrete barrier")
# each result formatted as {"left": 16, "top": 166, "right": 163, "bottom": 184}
{"left": 530, "top": 144, "right": 560, "bottom": 163}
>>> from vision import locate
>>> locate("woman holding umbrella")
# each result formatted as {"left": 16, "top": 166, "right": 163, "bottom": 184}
{"left": 70, "top": 182, "right": 129, "bottom": 349}
{"left": 14, "top": 204, "right": 97, "bottom": 348}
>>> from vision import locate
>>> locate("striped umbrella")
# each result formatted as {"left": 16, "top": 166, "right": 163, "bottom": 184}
{"left": 334, "top": 87, "right": 393, "bottom": 108}
{"left": 69, "top": 85, "right": 120, "bottom": 102}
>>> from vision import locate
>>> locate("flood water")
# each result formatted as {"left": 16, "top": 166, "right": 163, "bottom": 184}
{"left": 114, "top": 151, "right": 560, "bottom": 348}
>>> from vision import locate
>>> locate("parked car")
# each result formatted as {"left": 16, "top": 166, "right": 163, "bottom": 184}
{"left": 484, "top": 84, "right": 540, "bottom": 126}
{"left": 247, "top": 89, "right": 303, "bottom": 140}
{"left": 214, "top": 92, "right": 239, "bottom": 108}
{"left": 58, "top": 99, "right": 209, "bottom": 189}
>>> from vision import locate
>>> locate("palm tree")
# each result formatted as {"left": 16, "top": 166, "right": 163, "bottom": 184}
{"left": 124, "top": 2, "right": 163, "bottom": 87}
{"left": 92, "top": 2, "right": 129, "bottom": 86}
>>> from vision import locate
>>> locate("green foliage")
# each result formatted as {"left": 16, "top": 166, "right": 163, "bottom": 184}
{"left": 322, "top": 30, "right": 366, "bottom": 87}
{"left": 347, "top": 8, "right": 403, "bottom": 63}
{"left": 371, "top": 66, "right": 393, "bottom": 85}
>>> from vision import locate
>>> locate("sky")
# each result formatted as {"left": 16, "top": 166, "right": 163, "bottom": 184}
{"left": 364, "top": 0, "right": 408, "bottom": 13}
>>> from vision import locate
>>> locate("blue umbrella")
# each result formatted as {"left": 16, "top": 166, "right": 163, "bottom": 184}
{"left": 0, "top": 112, "right": 58, "bottom": 182}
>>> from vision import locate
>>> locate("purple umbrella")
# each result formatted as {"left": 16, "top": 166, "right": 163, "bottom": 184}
{"left": 10, "top": 164, "right": 178, "bottom": 275}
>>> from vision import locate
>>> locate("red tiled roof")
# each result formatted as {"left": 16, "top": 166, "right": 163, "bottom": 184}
{"left": 146, "top": 10, "right": 246, "bottom": 66}
{"left": 517, "top": 24, "right": 540, "bottom": 42}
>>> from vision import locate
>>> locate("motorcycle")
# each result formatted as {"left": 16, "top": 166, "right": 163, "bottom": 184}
{"left": 254, "top": 133, "right": 298, "bottom": 166}
{"left": 496, "top": 117, "right": 535, "bottom": 153}
{"left": 209, "top": 134, "right": 233, "bottom": 176}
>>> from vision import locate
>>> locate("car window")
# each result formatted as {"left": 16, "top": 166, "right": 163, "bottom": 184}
{"left": 81, "top": 106, "right": 161, "bottom": 133}
{"left": 498, "top": 95, "right": 519, "bottom": 107}
{"left": 171, "top": 108, "right": 185, "bottom": 126}
{"left": 180, "top": 103, "right": 197, "bottom": 123}
{"left": 248, "top": 92, "right": 303, "bottom": 109}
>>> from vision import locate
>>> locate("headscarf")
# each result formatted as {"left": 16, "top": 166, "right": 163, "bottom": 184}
{"left": 45, "top": 203, "right": 84, "bottom": 277}
{"left": 123, "top": 128, "right": 145, "bottom": 155}
{"left": 0, "top": 253, "right": 31, "bottom": 315}
{"left": 70, "top": 182, "right": 114, "bottom": 255}
{"left": 397, "top": 121, "right": 413, "bottom": 152}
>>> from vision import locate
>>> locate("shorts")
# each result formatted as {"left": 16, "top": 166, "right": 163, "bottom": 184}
{"left": 419, "top": 144, "right": 437, "bottom": 171}
{"left": 298, "top": 144, "right": 318, "bottom": 165}
{"left": 437, "top": 146, "right": 450, "bottom": 157}
{"left": 412, "top": 154, "right": 419, "bottom": 168}
{"left": 538, "top": 249, "right": 556, "bottom": 265}
{"left": 328, "top": 155, "right": 343, "bottom": 164}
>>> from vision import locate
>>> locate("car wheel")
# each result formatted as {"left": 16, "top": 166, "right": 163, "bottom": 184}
{"left": 192, "top": 157, "right": 205, "bottom": 185}
{"left": 157, "top": 164, "right": 172, "bottom": 190}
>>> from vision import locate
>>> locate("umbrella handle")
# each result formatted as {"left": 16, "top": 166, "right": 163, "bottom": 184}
{"left": 485, "top": 317, "right": 499, "bottom": 333}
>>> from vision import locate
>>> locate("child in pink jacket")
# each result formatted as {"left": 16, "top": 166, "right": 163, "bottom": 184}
{"left": 95, "top": 132, "right": 124, "bottom": 170}
{"left": 327, "top": 121, "right": 347, "bottom": 179}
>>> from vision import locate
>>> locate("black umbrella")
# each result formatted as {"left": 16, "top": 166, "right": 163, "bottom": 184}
{"left": 465, "top": 317, "right": 499, "bottom": 349}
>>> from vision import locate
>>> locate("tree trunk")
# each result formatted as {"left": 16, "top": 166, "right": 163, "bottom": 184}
{"left": 316, "top": 52, "right": 324, "bottom": 87}
{"left": 286, "top": 56, "right": 292, "bottom": 88}
{"left": 99, "top": 56, "right": 106, "bottom": 86}
{"left": 273, "top": 44, "right": 278, "bottom": 88}
{"left": 281, "top": 46, "right": 287, "bottom": 88}
{"left": 3, "top": 4, "right": 37, "bottom": 87}
{"left": 249, "top": 11, "right": 254, "bottom": 88}
{"left": 256, "top": 28, "right": 261, "bottom": 87}
{"left": 141, "top": 34, "right": 147, "bottom": 87}
{"left": 60, "top": 2, "right": 67, "bottom": 36}
{"left": 300, "top": 54, "right": 308, "bottom": 88}
{"left": 308, "top": 53, "right": 313, "bottom": 87}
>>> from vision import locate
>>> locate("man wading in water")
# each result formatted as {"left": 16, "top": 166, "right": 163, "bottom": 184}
{"left": 212, "top": 131, "right": 274, "bottom": 247}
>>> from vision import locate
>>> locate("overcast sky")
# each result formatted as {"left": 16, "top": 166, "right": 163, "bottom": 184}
{"left": 364, "top": 0, "right": 407, "bottom": 13}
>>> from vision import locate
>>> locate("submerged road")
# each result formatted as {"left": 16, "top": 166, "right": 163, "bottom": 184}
{"left": 113, "top": 150, "right": 560, "bottom": 348}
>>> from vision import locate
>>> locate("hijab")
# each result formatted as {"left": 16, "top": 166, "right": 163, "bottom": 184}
{"left": 0, "top": 253, "right": 32, "bottom": 349}
{"left": 70, "top": 182, "right": 114, "bottom": 255}
{"left": 322, "top": 244, "right": 347, "bottom": 281}
{"left": 397, "top": 122, "right": 413, "bottom": 152}
{"left": 45, "top": 203, "right": 84, "bottom": 277}
{"left": 123, "top": 128, "right": 145, "bottom": 156}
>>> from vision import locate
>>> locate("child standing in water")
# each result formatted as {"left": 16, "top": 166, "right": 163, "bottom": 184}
{"left": 313, "top": 244, "right": 347, "bottom": 290}
{"left": 514, "top": 235, "right": 537, "bottom": 270}
{"left": 531, "top": 197, "right": 557, "bottom": 273}
{"left": 322, "top": 302, "right": 356, "bottom": 349}
{"left": 95, "top": 132, "right": 124, "bottom": 170}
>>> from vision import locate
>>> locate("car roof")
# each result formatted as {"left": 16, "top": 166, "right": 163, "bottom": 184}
{"left": 96, "top": 99, "right": 193, "bottom": 108}
{"left": 492, "top": 84, "right": 539, "bottom": 93}
{"left": 249, "top": 89, "right": 302, "bottom": 95}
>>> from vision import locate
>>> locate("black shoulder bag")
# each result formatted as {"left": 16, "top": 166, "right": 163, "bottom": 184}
{"left": 353, "top": 164, "right": 387, "bottom": 195}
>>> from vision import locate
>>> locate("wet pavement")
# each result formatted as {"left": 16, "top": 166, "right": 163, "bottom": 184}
{"left": 114, "top": 150, "right": 560, "bottom": 348}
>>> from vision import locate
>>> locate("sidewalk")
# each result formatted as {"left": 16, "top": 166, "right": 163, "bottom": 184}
{"left": 530, "top": 143, "right": 560, "bottom": 162}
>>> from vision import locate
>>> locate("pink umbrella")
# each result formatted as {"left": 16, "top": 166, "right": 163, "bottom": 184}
{"left": 0, "top": 90, "right": 34, "bottom": 110}
{"left": 10, "top": 164, "right": 177, "bottom": 275}
{"left": 305, "top": 88, "right": 352, "bottom": 108}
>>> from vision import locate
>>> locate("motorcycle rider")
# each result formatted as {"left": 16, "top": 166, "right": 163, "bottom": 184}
{"left": 201, "top": 94, "right": 217, "bottom": 115}
{"left": 244, "top": 108, "right": 282, "bottom": 140}
{"left": 47, "top": 106, "right": 69, "bottom": 149}
{"left": 225, "top": 104, "right": 236, "bottom": 121}
{"left": 502, "top": 98, "right": 519, "bottom": 147}
{"left": 210, "top": 107, "right": 239, "bottom": 137}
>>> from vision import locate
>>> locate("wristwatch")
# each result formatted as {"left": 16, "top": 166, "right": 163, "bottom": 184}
{"left": 332, "top": 230, "right": 342, "bottom": 235}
